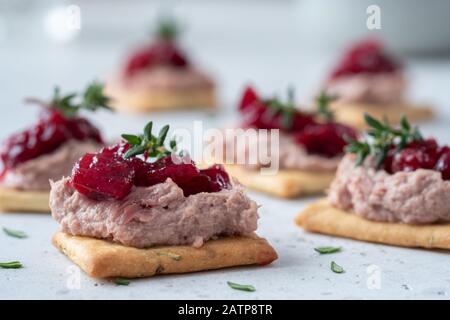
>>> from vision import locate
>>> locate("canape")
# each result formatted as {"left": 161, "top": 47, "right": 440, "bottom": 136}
{"left": 105, "top": 18, "right": 216, "bottom": 112}
{"left": 50, "top": 122, "right": 277, "bottom": 278}
{"left": 324, "top": 38, "right": 432, "bottom": 128}
{"left": 214, "top": 86, "right": 358, "bottom": 198}
{"left": 0, "top": 82, "right": 110, "bottom": 212}
{"left": 297, "top": 114, "right": 450, "bottom": 249}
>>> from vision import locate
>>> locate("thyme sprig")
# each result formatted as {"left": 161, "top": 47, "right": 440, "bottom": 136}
{"left": 315, "top": 90, "right": 336, "bottom": 122}
{"left": 26, "top": 81, "right": 111, "bottom": 118}
{"left": 346, "top": 113, "right": 423, "bottom": 168}
{"left": 155, "top": 16, "right": 179, "bottom": 40}
{"left": 121, "top": 121, "right": 177, "bottom": 160}
{"left": 264, "top": 87, "right": 297, "bottom": 129}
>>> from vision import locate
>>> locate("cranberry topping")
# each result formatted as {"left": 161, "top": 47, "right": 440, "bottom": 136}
{"left": 0, "top": 110, "right": 102, "bottom": 179}
{"left": 238, "top": 86, "right": 357, "bottom": 157}
{"left": 238, "top": 86, "right": 316, "bottom": 132}
{"left": 70, "top": 144, "right": 232, "bottom": 201}
{"left": 71, "top": 151, "right": 135, "bottom": 201}
{"left": 329, "top": 38, "right": 400, "bottom": 80}
{"left": 125, "top": 40, "right": 189, "bottom": 77}
{"left": 294, "top": 123, "right": 358, "bottom": 158}
{"left": 391, "top": 139, "right": 439, "bottom": 173}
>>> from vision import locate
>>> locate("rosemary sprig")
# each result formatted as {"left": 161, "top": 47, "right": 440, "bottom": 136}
{"left": 155, "top": 16, "right": 179, "bottom": 40}
{"left": 346, "top": 113, "right": 423, "bottom": 168}
{"left": 264, "top": 87, "right": 297, "bottom": 130}
{"left": 315, "top": 90, "right": 336, "bottom": 122}
{"left": 121, "top": 121, "right": 177, "bottom": 160}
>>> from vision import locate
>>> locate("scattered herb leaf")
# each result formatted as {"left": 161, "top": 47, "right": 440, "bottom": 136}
{"left": 157, "top": 251, "right": 181, "bottom": 261}
{"left": 265, "top": 87, "right": 298, "bottom": 130}
{"left": 227, "top": 281, "right": 256, "bottom": 292}
{"left": 2, "top": 227, "right": 27, "bottom": 239}
{"left": 155, "top": 16, "right": 179, "bottom": 40}
{"left": 0, "top": 261, "right": 22, "bottom": 269}
{"left": 331, "top": 261, "right": 345, "bottom": 274}
{"left": 315, "top": 90, "right": 336, "bottom": 122}
{"left": 113, "top": 278, "right": 130, "bottom": 286}
{"left": 314, "top": 246, "right": 341, "bottom": 254}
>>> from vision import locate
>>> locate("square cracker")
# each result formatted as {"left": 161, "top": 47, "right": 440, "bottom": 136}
{"left": 224, "top": 164, "right": 335, "bottom": 198}
{"left": 296, "top": 198, "right": 450, "bottom": 249}
{"left": 52, "top": 231, "right": 278, "bottom": 278}
{"left": 0, "top": 188, "right": 50, "bottom": 213}
{"left": 331, "top": 102, "right": 433, "bottom": 129}
{"left": 104, "top": 84, "right": 216, "bottom": 113}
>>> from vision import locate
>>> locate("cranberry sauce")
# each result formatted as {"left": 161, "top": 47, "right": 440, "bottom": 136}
{"left": 382, "top": 138, "right": 450, "bottom": 180}
{"left": 329, "top": 38, "right": 400, "bottom": 81}
{"left": 0, "top": 109, "right": 102, "bottom": 179}
{"left": 70, "top": 143, "right": 232, "bottom": 201}
{"left": 125, "top": 40, "right": 189, "bottom": 77}
{"left": 238, "top": 86, "right": 357, "bottom": 158}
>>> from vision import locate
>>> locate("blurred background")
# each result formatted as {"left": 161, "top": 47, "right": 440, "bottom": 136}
{"left": 0, "top": 0, "right": 450, "bottom": 141}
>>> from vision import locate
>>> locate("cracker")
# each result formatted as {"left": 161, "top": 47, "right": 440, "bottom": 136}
{"left": 296, "top": 198, "right": 450, "bottom": 249}
{"left": 104, "top": 84, "right": 216, "bottom": 112}
{"left": 224, "top": 164, "right": 335, "bottom": 198}
{"left": 330, "top": 102, "right": 433, "bottom": 128}
{"left": 52, "top": 231, "right": 278, "bottom": 278}
{"left": 0, "top": 188, "right": 49, "bottom": 213}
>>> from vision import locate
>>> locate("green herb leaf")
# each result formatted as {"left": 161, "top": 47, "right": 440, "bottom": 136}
{"left": 155, "top": 16, "right": 179, "bottom": 40}
{"left": 3, "top": 227, "right": 27, "bottom": 239}
{"left": 265, "top": 87, "right": 299, "bottom": 130}
{"left": 314, "top": 246, "right": 341, "bottom": 254}
{"left": 227, "top": 281, "right": 256, "bottom": 292}
{"left": 113, "top": 278, "right": 130, "bottom": 286}
{"left": 156, "top": 251, "right": 181, "bottom": 261}
{"left": 121, "top": 134, "right": 141, "bottom": 145}
{"left": 0, "top": 261, "right": 22, "bottom": 269}
{"left": 122, "top": 121, "right": 178, "bottom": 161}
{"left": 347, "top": 113, "right": 423, "bottom": 169}
{"left": 315, "top": 90, "right": 336, "bottom": 122}
{"left": 331, "top": 261, "right": 345, "bottom": 274}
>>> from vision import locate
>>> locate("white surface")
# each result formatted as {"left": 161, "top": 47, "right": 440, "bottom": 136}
{"left": 1, "top": 1, "right": 450, "bottom": 300}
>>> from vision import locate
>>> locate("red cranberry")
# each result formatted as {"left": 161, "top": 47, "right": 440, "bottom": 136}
{"left": 200, "top": 164, "right": 232, "bottom": 192}
{"left": 295, "top": 123, "right": 357, "bottom": 158}
{"left": 0, "top": 110, "right": 102, "bottom": 178}
{"left": 239, "top": 86, "right": 259, "bottom": 111}
{"left": 238, "top": 88, "right": 316, "bottom": 131}
{"left": 391, "top": 143, "right": 439, "bottom": 173}
{"left": 330, "top": 38, "right": 400, "bottom": 80}
{"left": 125, "top": 40, "right": 189, "bottom": 76}
{"left": 435, "top": 148, "right": 450, "bottom": 180}
{"left": 71, "top": 149, "right": 135, "bottom": 201}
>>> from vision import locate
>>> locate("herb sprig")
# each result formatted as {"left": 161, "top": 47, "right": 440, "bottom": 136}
{"left": 26, "top": 81, "right": 111, "bottom": 118}
{"left": 346, "top": 113, "right": 423, "bottom": 168}
{"left": 155, "top": 16, "right": 179, "bottom": 40}
{"left": 121, "top": 121, "right": 177, "bottom": 160}
{"left": 265, "top": 87, "right": 297, "bottom": 129}
{"left": 315, "top": 90, "right": 336, "bottom": 122}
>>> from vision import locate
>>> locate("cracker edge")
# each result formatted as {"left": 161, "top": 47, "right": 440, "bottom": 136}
{"left": 0, "top": 188, "right": 50, "bottom": 213}
{"left": 224, "top": 164, "right": 335, "bottom": 198}
{"left": 331, "top": 102, "right": 434, "bottom": 129}
{"left": 104, "top": 84, "right": 216, "bottom": 112}
{"left": 296, "top": 198, "right": 450, "bottom": 249}
{"left": 52, "top": 231, "right": 278, "bottom": 278}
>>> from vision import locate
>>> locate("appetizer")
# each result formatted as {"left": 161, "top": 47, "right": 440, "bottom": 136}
{"left": 105, "top": 18, "right": 216, "bottom": 112}
{"left": 297, "top": 114, "right": 450, "bottom": 249}
{"left": 324, "top": 38, "right": 432, "bottom": 128}
{"left": 218, "top": 86, "right": 357, "bottom": 198}
{"left": 0, "top": 82, "right": 109, "bottom": 212}
{"left": 50, "top": 122, "right": 277, "bottom": 279}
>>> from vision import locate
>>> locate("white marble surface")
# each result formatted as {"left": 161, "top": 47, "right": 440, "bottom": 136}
{"left": 1, "top": 1, "right": 450, "bottom": 300}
